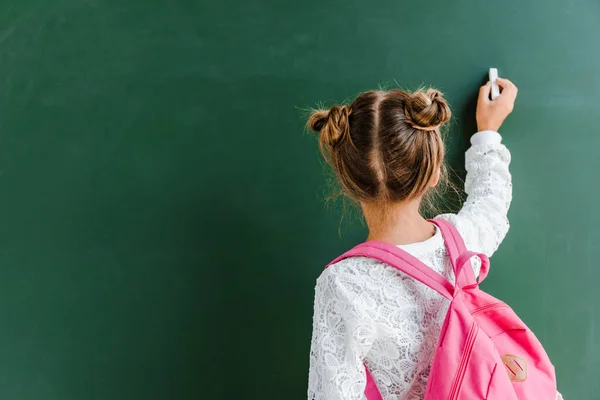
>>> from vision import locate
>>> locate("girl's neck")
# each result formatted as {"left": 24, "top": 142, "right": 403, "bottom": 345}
{"left": 362, "top": 199, "right": 435, "bottom": 246}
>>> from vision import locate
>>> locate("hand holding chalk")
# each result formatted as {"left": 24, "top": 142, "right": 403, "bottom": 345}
{"left": 489, "top": 68, "right": 500, "bottom": 100}
{"left": 476, "top": 77, "right": 519, "bottom": 132}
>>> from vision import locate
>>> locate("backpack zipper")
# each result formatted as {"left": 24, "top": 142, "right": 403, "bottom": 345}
{"left": 449, "top": 322, "right": 478, "bottom": 400}
{"left": 446, "top": 303, "right": 508, "bottom": 399}
{"left": 471, "top": 302, "right": 508, "bottom": 315}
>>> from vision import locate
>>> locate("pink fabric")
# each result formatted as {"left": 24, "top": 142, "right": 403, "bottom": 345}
{"left": 363, "top": 364, "right": 383, "bottom": 400}
{"left": 326, "top": 218, "right": 557, "bottom": 400}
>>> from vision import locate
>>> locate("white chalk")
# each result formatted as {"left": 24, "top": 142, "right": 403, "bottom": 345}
{"left": 489, "top": 68, "right": 500, "bottom": 100}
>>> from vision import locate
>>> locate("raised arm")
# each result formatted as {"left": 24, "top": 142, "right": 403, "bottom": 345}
{"left": 439, "top": 78, "right": 518, "bottom": 257}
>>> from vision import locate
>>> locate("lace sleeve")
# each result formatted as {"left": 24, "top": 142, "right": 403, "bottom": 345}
{"left": 439, "top": 140, "right": 512, "bottom": 257}
{"left": 307, "top": 268, "right": 371, "bottom": 400}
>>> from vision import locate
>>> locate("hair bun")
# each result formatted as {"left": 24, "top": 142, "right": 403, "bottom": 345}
{"left": 404, "top": 88, "right": 451, "bottom": 131}
{"left": 307, "top": 109, "right": 329, "bottom": 132}
{"left": 307, "top": 105, "right": 352, "bottom": 149}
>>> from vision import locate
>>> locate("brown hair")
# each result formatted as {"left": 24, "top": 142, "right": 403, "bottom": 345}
{"left": 307, "top": 88, "right": 451, "bottom": 210}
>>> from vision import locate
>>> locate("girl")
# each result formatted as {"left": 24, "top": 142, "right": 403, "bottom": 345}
{"left": 307, "top": 79, "right": 563, "bottom": 400}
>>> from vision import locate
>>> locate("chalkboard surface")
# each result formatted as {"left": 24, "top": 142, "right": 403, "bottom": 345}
{"left": 0, "top": 0, "right": 597, "bottom": 399}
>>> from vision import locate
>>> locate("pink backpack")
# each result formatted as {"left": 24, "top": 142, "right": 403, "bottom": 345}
{"left": 326, "top": 218, "right": 556, "bottom": 400}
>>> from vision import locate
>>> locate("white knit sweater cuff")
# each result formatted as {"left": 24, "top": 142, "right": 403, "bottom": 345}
{"left": 470, "top": 130, "right": 502, "bottom": 146}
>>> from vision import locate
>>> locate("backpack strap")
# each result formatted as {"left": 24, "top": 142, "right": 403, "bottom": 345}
{"left": 456, "top": 251, "right": 490, "bottom": 284}
{"left": 431, "top": 218, "right": 487, "bottom": 288}
{"left": 364, "top": 365, "right": 383, "bottom": 400}
{"left": 327, "top": 240, "right": 455, "bottom": 300}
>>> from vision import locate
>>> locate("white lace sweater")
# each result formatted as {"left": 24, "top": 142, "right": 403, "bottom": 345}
{"left": 308, "top": 130, "right": 525, "bottom": 400}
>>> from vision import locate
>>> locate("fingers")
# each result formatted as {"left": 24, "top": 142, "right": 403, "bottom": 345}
{"left": 496, "top": 77, "right": 518, "bottom": 98}
{"left": 495, "top": 77, "right": 514, "bottom": 89}
{"left": 478, "top": 81, "right": 492, "bottom": 104}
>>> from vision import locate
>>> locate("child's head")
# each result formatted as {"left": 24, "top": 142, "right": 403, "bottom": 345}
{"left": 308, "top": 88, "right": 451, "bottom": 212}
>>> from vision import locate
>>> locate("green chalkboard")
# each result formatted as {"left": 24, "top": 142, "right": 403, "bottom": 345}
{"left": 0, "top": 0, "right": 597, "bottom": 399}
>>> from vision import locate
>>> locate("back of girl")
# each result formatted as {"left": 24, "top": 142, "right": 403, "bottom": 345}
{"left": 306, "top": 80, "right": 564, "bottom": 400}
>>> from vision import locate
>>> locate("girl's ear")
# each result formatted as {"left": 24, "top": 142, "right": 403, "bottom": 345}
{"left": 430, "top": 167, "right": 441, "bottom": 188}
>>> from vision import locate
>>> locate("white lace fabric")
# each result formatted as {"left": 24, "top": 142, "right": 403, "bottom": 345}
{"left": 308, "top": 142, "right": 516, "bottom": 400}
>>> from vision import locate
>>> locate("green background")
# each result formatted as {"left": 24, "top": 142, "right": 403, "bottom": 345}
{"left": 0, "top": 0, "right": 597, "bottom": 398}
